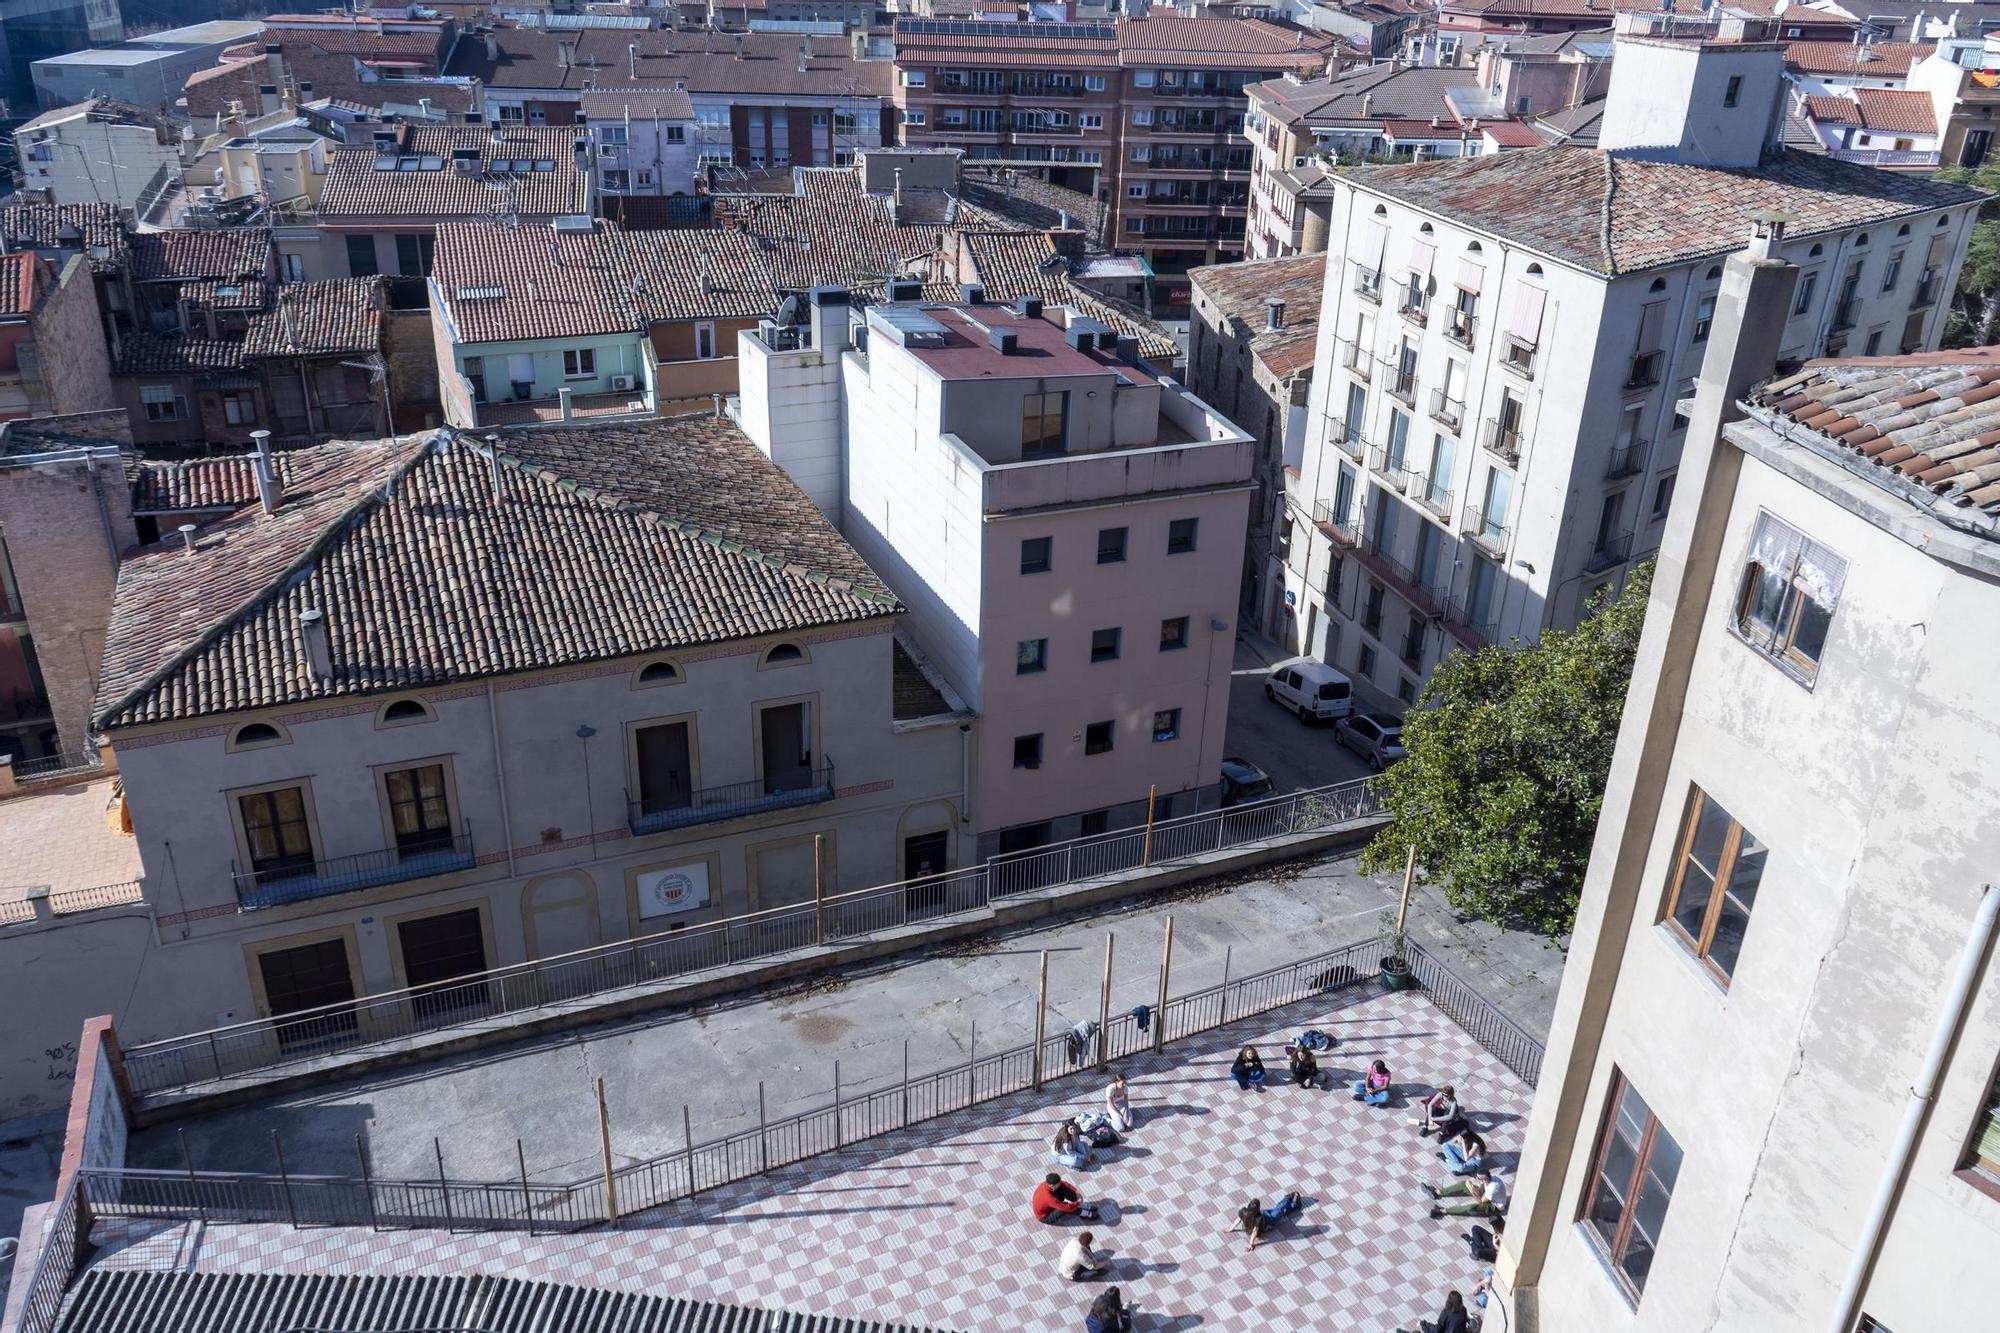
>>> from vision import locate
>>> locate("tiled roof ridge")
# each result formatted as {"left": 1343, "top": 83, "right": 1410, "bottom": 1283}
{"left": 94, "top": 440, "right": 428, "bottom": 730}
{"left": 465, "top": 432, "right": 900, "bottom": 607}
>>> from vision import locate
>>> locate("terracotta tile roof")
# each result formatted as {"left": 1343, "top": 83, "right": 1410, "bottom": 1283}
{"left": 1348, "top": 146, "right": 1983, "bottom": 276}
{"left": 448, "top": 28, "right": 894, "bottom": 97}
{"left": 0, "top": 253, "right": 37, "bottom": 319}
{"left": 433, "top": 223, "right": 779, "bottom": 344}
{"left": 178, "top": 278, "right": 269, "bottom": 311}
{"left": 958, "top": 166, "right": 1108, "bottom": 242}
{"left": 0, "top": 202, "right": 126, "bottom": 272}
{"left": 1190, "top": 252, "right": 1324, "bottom": 380}
{"left": 128, "top": 229, "right": 273, "bottom": 283}
{"left": 1115, "top": 16, "right": 1338, "bottom": 69}
{"left": 284, "top": 28, "right": 445, "bottom": 58}
{"left": 130, "top": 452, "right": 313, "bottom": 512}
{"left": 0, "top": 409, "right": 130, "bottom": 458}
{"left": 95, "top": 418, "right": 900, "bottom": 728}
{"left": 113, "top": 334, "right": 248, "bottom": 376}
{"left": 959, "top": 232, "right": 1178, "bottom": 361}
{"left": 1784, "top": 39, "right": 1927, "bottom": 77}
{"left": 715, "top": 168, "right": 989, "bottom": 299}
{"left": 1804, "top": 88, "right": 1937, "bottom": 136}
{"left": 1480, "top": 120, "right": 1545, "bottom": 148}
{"left": 1248, "top": 63, "right": 1481, "bottom": 127}
{"left": 578, "top": 87, "right": 697, "bottom": 121}
{"left": 244, "top": 278, "right": 383, "bottom": 358}
{"left": 318, "top": 126, "right": 589, "bottom": 221}
{"left": 1750, "top": 351, "right": 2000, "bottom": 522}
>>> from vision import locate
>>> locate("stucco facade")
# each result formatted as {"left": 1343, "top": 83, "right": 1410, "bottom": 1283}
{"left": 1499, "top": 237, "right": 2000, "bottom": 1333}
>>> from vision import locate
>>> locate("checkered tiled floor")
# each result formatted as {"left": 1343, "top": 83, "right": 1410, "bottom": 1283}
{"left": 84, "top": 989, "right": 1527, "bottom": 1331}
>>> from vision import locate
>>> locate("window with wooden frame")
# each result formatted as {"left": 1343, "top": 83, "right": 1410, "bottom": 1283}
{"left": 1579, "top": 1072, "right": 1683, "bottom": 1303}
{"left": 1963, "top": 1062, "right": 2000, "bottom": 1188}
{"left": 1731, "top": 511, "right": 1846, "bottom": 687}
{"left": 1660, "top": 785, "right": 1766, "bottom": 983}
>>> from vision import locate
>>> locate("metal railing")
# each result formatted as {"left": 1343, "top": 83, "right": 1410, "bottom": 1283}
{"left": 1340, "top": 337, "right": 1372, "bottom": 380}
{"left": 232, "top": 829, "right": 476, "bottom": 910}
{"left": 1482, "top": 417, "right": 1522, "bottom": 466}
{"left": 77, "top": 934, "right": 1542, "bottom": 1242}
{"left": 628, "top": 765, "right": 836, "bottom": 836}
{"left": 1353, "top": 264, "right": 1383, "bottom": 302}
{"left": 1387, "top": 363, "right": 1418, "bottom": 404}
{"left": 1624, "top": 350, "right": 1663, "bottom": 390}
{"left": 1444, "top": 309, "right": 1478, "bottom": 350}
{"left": 1606, "top": 438, "right": 1648, "bottom": 480}
{"left": 1585, "top": 530, "right": 1634, "bottom": 574}
{"left": 10, "top": 747, "right": 105, "bottom": 781}
{"left": 1418, "top": 479, "right": 1455, "bottom": 519}
{"left": 1445, "top": 593, "right": 1500, "bottom": 643}
{"left": 12, "top": 1174, "right": 84, "bottom": 1333}
{"left": 1464, "top": 505, "right": 1510, "bottom": 557}
{"left": 1429, "top": 388, "right": 1463, "bottom": 432}
{"left": 1325, "top": 412, "right": 1365, "bottom": 459}
{"left": 1399, "top": 292, "right": 1428, "bottom": 326}
{"left": 120, "top": 780, "right": 1383, "bottom": 1098}
{"left": 1500, "top": 338, "right": 1537, "bottom": 379}
{"left": 1369, "top": 443, "right": 1412, "bottom": 491}
{"left": 1311, "top": 498, "right": 1359, "bottom": 547}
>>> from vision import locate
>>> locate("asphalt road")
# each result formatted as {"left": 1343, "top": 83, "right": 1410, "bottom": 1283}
{"left": 1220, "top": 633, "right": 1377, "bottom": 796}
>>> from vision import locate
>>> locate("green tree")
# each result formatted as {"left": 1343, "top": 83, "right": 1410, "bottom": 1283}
{"left": 1359, "top": 564, "right": 1654, "bottom": 936}
{"left": 1934, "top": 162, "right": 2000, "bottom": 348}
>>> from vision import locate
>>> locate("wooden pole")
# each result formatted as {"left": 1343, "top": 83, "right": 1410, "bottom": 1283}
{"left": 813, "top": 832, "right": 825, "bottom": 945}
{"left": 1142, "top": 784, "right": 1158, "bottom": 866}
{"left": 1096, "top": 933, "right": 1114, "bottom": 1070}
{"left": 1395, "top": 843, "right": 1417, "bottom": 939}
{"left": 1032, "top": 948, "right": 1049, "bottom": 1090}
{"left": 355, "top": 1134, "right": 376, "bottom": 1232}
{"left": 596, "top": 1077, "right": 619, "bottom": 1225}
{"left": 179, "top": 1129, "right": 204, "bottom": 1224}
{"left": 757, "top": 1080, "right": 769, "bottom": 1175}
{"left": 683, "top": 1104, "right": 696, "bottom": 1200}
{"left": 1154, "top": 915, "right": 1174, "bottom": 1053}
{"left": 517, "top": 1138, "right": 534, "bottom": 1237}
{"left": 1220, "top": 943, "right": 1233, "bottom": 1024}
{"left": 272, "top": 1131, "right": 296, "bottom": 1229}
{"left": 434, "top": 1136, "right": 452, "bottom": 1231}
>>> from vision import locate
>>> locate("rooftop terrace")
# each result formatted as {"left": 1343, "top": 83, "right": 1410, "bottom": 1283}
{"left": 0, "top": 777, "right": 140, "bottom": 924}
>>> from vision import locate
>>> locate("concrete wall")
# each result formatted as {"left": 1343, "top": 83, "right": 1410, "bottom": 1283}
{"left": 1596, "top": 37, "right": 1786, "bottom": 168}
{"left": 456, "top": 331, "right": 651, "bottom": 403}
{"left": 102, "top": 625, "right": 964, "bottom": 1038}
{"left": 29, "top": 256, "right": 115, "bottom": 417}
{"left": 0, "top": 906, "right": 155, "bottom": 1123}
{"left": 383, "top": 307, "right": 443, "bottom": 431}
{"left": 14, "top": 117, "right": 176, "bottom": 213}
{"left": 736, "top": 325, "right": 845, "bottom": 519}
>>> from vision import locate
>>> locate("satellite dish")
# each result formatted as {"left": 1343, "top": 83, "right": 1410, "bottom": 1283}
{"left": 776, "top": 293, "right": 802, "bottom": 325}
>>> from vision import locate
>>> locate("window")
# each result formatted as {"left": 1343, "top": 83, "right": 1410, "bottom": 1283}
{"left": 695, "top": 322, "right": 717, "bottom": 359}
{"left": 1167, "top": 517, "right": 1198, "bottom": 554}
{"left": 1793, "top": 270, "right": 1819, "bottom": 316}
{"left": 239, "top": 786, "right": 315, "bottom": 877}
{"left": 1580, "top": 1073, "right": 1683, "bottom": 1301}
{"left": 1084, "top": 74, "right": 1106, "bottom": 91}
{"left": 139, "top": 384, "right": 186, "bottom": 422}
{"left": 1357, "top": 643, "right": 1376, "bottom": 679}
{"left": 761, "top": 642, "right": 805, "bottom": 666}
{"left": 563, "top": 348, "right": 596, "bottom": 378}
{"left": 1152, "top": 708, "right": 1181, "bottom": 742}
{"left": 1723, "top": 74, "right": 1742, "bottom": 107}
{"left": 1660, "top": 786, "right": 1767, "bottom": 982}
{"left": 1017, "top": 638, "right": 1048, "bottom": 674}
{"left": 1022, "top": 389, "right": 1068, "bottom": 458}
{"left": 384, "top": 763, "right": 453, "bottom": 855}
{"left": 280, "top": 253, "right": 305, "bottom": 282}
{"left": 599, "top": 124, "right": 628, "bottom": 146}
{"left": 1732, "top": 512, "right": 1846, "bottom": 685}
{"left": 905, "top": 109, "right": 926, "bottom": 127}
{"left": 1080, "top": 113, "right": 1103, "bottom": 129}
{"left": 1160, "top": 616, "right": 1189, "bottom": 651}
{"left": 221, "top": 391, "right": 257, "bottom": 425}
{"left": 1966, "top": 1066, "right": 2000, "bottom": 1186}
{"left": 1097, "top": 527, "right": 1128, "bottom": 564}
{"left": 1013, "top": 733, "right": 1043, "bottom": 770}
{"left": 637, "top": 660, "right": 680, "bottom": 685}
{"left": 379, "top": 698, "right": 431, "bottom": 725}
{"left": 230, "top": 721, "right": 287, "bottom": 748}
{"left": 1864, "top": 330, "right": 1883, "bottom": 356}
{"left": 1084, "top": 720, "right": 1114, "bottom": 755}
{"left": 1090, "top": 627, "right": 1122, "bottom": 663}
{"left": 1692, "top": 295, "right": 1715, "bottom": 344}
{"left": 1127, "top": 183, "right": 1148, "bottom": 199}
{"left": 1883, "top": 250, "right": 1904, "bottom": 292}
{"left": 1020, "top": 536, "right": 1052, "bottom": 574}
{"left": 1651, "top": 474, "right": 1676, "bottom": 521}
{"left": 346, "top": 233, "right": 378, "bottom": 277}
{"left": 602, "top": 169, "right": 629, "bottom": 191}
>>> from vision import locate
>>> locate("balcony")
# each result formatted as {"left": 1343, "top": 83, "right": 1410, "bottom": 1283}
{"left": 1399, "top": 294, "right": 1428, "bottom": 328}
{"left": 1911, "top": 275, "right": 1941, "bottom": 309}
{"left": 1370, "top": 444, "right": 1412, "bottom": 492}
{"left": 1429, "top": 388, "right": 1463, "bottom": 433}
{"left": 1445, "top": 592, "right": 1500, "bottom": 644}
{"left": 1387, "top": 363, "right": 1418, "bottom": 405}
{"left": 1499, "top": 338, "right": 1537, "bottom": 380}
{"left": 1400, "top": 621, "right": 1427, "bottom": 669}
{"left": 1355, "top": 542, "right": 1447, "bottom": 619}
{"left": 1312, "top": 497, "right": 1360, "bottom": 547}
{"left": 629, "top": 764, "right": 836, "bottom": 836}
{"left": 1606, "top": 438, "right": 1647, "bottom": 481}
{"left": 234, "top": 829, "right": 475, "bottom": 910}
{"left": 1624, "top": 350, "right": 1663, "bottom": 391}
{"left": 1341, "top": 338, "right": 1373, "bottom": 382}
{"left": 1829, "top": 147, "right": 1941, "bottom": 168}
{"left": 1416, "top": 479, "right": 1455, "bottom": 520}
{"left": 1325, "top": 414, "right": 1365, "bottom": 459}
{"left": 1462, "top": 505, "right": 1510, "bottom": 558}
{"left": 1482, "top": 417, "right": 1522, "bottom": 467}
{"left": 1444, "top": 309, "right": 1478, "bottom": 351}
{"left": 1584, "top": 530, "right": 1634, "bottom": 575}
{"left": 1353, "top": 265, "right": 1384, "bottom": 303}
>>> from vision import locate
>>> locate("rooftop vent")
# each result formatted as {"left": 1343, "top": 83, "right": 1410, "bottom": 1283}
{"left": 1095, "top": 329, "right": 1119, "bottom": 351}
{"left": 884, "top": 278, "right": 921, "bottom": 302}
{"left": 1266, "top": 297, "right": 1285, "bottom": 331}
{"left": 988, "top": 327, "right": 1018, "bottom": 355}
{"left": 1014, "top": 294, "right": 1043, "bottom": 319}
{"left": 299, "top": 608, "right": 333, "bottom": 680}
{"left": 959, "top": 282, "right": 986, "bottom": 305}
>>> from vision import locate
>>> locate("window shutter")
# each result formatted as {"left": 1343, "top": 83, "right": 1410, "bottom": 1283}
{"left": 1902, "top": 310, "right": 1927, "bottom": 352}
{"left": 1408, "top": 238, "right": 1435, "bottom": 277}
{"left": 1455, "top": 258, "right": 1485, "bottom": 294}
{"left": 1505, "top": 283, "right": 1547, "bottom": 347}
{"left": 1359, "top": 219, "right": 1387, "bottom": 273}
{"left": 1925, "top": 233, "right": 1950, "bottom": 271}
{"left": 1637, "top": 301, "right": 1668, "bottom": 354}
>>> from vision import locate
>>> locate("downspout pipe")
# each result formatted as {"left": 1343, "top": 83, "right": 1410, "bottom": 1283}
{"left": 486, "top": 682, "right": 517, "bottom": 877}
{"left": 1828, "top": 881, "right": 2000, "bottom": 1333}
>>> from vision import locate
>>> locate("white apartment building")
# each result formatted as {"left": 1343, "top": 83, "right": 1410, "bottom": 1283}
{"left": 578, "top": 89, "right": 700, "bottom": 199}
{"left": 1270, "top": 20, "right": 1982, "bottom": 709}
{"left": 1497, "top": 225, "right": 2000, "bottom": 1332}
{"left": 12, "top": 97, "right": 180, "bottom": 217}
{"left": 735, "top": 286, "right": 1254, "bottom": 857}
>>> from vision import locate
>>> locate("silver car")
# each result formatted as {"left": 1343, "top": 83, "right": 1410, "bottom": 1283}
{"left": 1334, "top": 714, "right": 1406, "bottom": 771}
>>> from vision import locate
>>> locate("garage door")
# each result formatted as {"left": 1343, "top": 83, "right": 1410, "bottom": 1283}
{"left": 258, "top": 938, "right": 358, "bottom": 1051}
{"left": 398, "top": 908, "right": 490, "bottom": 1023}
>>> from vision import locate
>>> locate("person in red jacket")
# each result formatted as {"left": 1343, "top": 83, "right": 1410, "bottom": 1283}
{"left": 1033, "top": 1172, "right": 1098, "bottom": 1223}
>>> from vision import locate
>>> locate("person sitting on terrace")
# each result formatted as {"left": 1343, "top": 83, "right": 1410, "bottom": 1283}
{"left": 1351, "top": 1058, "right": 1392, "bottom": 1106}
{"left": 1441, "top": 1128, "right": 1487, "bottom": 1176}
{"left": 1053, "top": 1119, "right": 1095, "bottom": 1170}
{"left": 1230, "top": 1045, "right": 1266, "bottom": 1090}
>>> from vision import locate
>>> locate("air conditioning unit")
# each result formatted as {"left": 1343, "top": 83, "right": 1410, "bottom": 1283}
{"left": 610, "top": 374, "right": 635, "bottom": 391}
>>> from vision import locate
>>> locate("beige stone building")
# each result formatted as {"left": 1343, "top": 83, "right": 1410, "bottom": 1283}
{"left": 1498, "top": 225, "right": 2000, "bottom": 1330}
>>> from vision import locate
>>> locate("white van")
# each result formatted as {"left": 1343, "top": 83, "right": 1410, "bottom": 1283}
{"left": 1264, "top": 658, "right": 1355, "bottom": 723}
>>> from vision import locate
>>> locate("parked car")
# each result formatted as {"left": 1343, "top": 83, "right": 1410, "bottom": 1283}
{"left": 1219, "top": 756, "right": 1276, "bottom": 806}
{"left": 1335, "top": 713, "right": 1406, "bottom": 771}
{"left": 1263, "top": 658, "right": 1355, "bottom": 723}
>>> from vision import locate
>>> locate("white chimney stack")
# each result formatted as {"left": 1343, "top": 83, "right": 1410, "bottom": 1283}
{"left": 298, "top": 609, "right": 333, "bottom": 680}
{"left": 177, "top": 523, "right": 198, "bottom": 555}
{"left": 251, "top": 430, "right": 281, "bottom": 515}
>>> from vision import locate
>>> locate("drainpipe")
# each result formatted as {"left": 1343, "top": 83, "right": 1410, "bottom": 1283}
{"left": 1827, "top": 881, "right": 2000, "bottom": 1333}
{"left": 485, "top": 682, "right": 517, "bottom": 877}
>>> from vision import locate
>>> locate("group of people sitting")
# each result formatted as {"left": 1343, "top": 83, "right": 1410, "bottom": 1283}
{"left": 1033, "top": 1042, "right": 1508, "bottom": 1327}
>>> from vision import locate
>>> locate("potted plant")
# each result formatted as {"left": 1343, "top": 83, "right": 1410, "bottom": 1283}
{"left": 1378, "top": 909, "right": 1415, "bottom": 991}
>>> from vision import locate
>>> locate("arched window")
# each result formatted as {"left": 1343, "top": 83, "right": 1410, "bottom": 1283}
{"left": 761, "top": 642, "right": 806, "bottom": 667}
{"left": 1466, "top": 240, "right": 1483, "bottom": 253}
{"left": 1525, "top": 262, "right": 1543, "bottom": 276}
{"left": 1897, "top": 223, "right": 1912, "bottom": 237}
{"left": 1419, "top": 221, "right": 1435, "bottom": 236}
{"left": 637, "top": 660, "right": 681, "bottom": 685}
{"left": 228, "top": 720, "right": 289, "bottom": 750}
{"left": 1809, "top": 243, "right": 1824, "bottom": 257}
{"left": 377, "top": 697, "right": 432, "bottom": 726}
{"left": 1855, "top": 232, "right": 1869, "bottom": 247}
{"left": 1939, "top": 213, "right": 1952, "bottom": 228}
{"left": 1706, "top": 265, "right": 1722, "bottom": 280}
{"left": 1649, "top": 277, "right": 1667, "bottom": 292}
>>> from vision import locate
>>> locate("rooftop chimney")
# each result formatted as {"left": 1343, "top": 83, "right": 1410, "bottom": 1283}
{"left": 250, "top": 430, "right": 281, "bottom": 514}
{"left": 734, "top": 34, "right": 744, "bottom": 60}
{"left": 484, "top": 32, "right": 498, "bottom": 61}
{"left": 1362, "top": 92, "right": 1373, "bottom": 116}
{"left": 1266, "top": 298, "right": 1285, "bottom": 331}
{"left": 1059, "top": 208, "right": 1070, "bottom": 229}
{"left": 177, "top": 522, "right": 198, "bottom": 555}
{"left": 987, "top": 327, "right": 1018, "bottom": 355}
{"left": 630, "top": 42, "right": 639, "bottom": 80}
{"left": 799, "top": 39, "right": 810, "bottom": 74}
{"left": 1015, "top": 294, "right": 1043, "bottom": 319}
{"left": 558, "top": 39, "right": 576, "bottom": 68}
{"left": 298, "top": 608, "right": 333, "bottom": 680}
{"left": 711, "top": 392, "right": 725, "bottom": 419}
{"left": 960, "top": 283, "right": 986, "bottom": 304}
{"left": 1748, "top": 210, "right": 1794, "bottom": 261}
{"left": 485, "top": 433, "right": 504, "bottom": 506}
